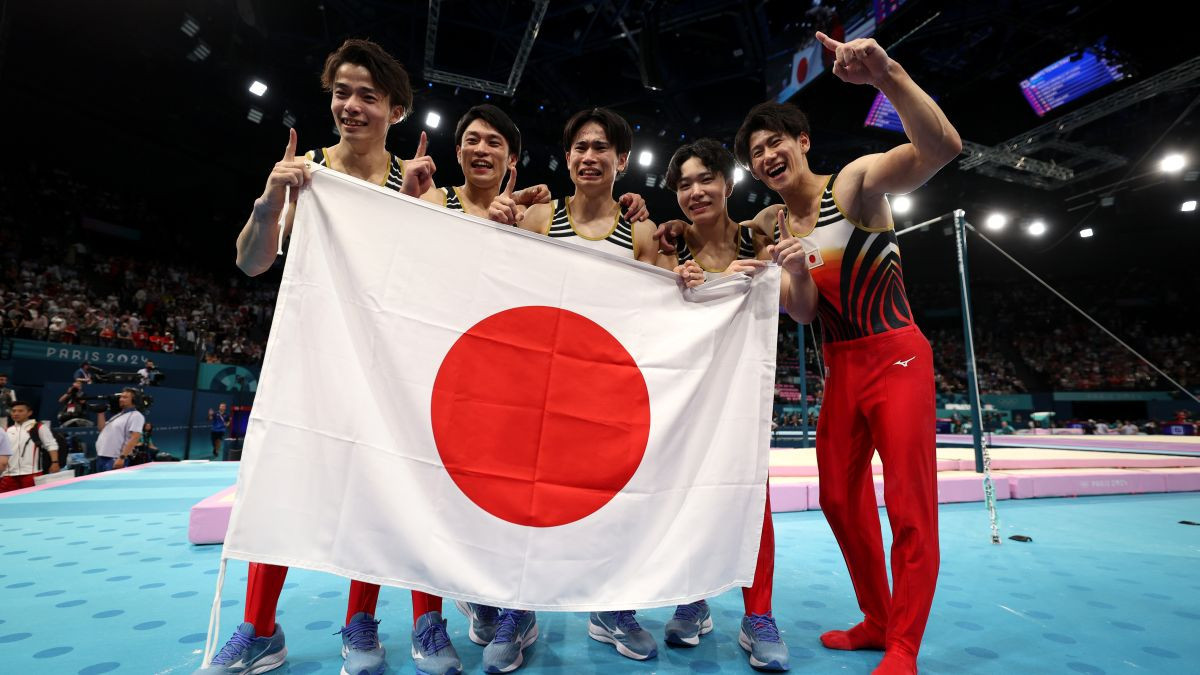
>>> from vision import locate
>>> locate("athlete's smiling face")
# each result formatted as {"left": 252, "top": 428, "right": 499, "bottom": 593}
{"left": 330, "top": 63, "right": 403, "bottom": 143}
{"left": 675, "top": 157, "right": 731, "bottom": 227}
{"left": 747, "top": 129, "right": 810, "bottom": 191}
{"left": 567, "top": 122, "right": 627, "bottom": 188}
{"left": 457, "top": 119, "right": 513, "bottom": 190}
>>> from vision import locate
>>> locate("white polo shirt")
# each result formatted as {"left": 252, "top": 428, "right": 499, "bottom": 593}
{"left": 95, "top": 409, "right": 145, "bottom": 458}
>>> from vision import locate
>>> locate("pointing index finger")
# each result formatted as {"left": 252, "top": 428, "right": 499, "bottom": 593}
{"left": 283, "top": 127, "right": 297, "bottom": 161}
{"left": 505, "top": 166, "right": 517, "bottom": 196}
{"left": 415, "top": 131, "right": 428, "bottom": 158}
{"left": 815, "top": 31, "right": 842, "bottom": 52}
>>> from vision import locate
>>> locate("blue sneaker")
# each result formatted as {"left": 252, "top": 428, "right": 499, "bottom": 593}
{"left": 738, "top": 613, "right": 790, "bottom": 671}
{"left": 482, "top": 609, "right": 538, "bottom": 673}
{"left": 411, "top": 611, "right": 462, "bottom": 675}
{"left": 455, "top": 600, "right": 502, "bottom": 646}
{"left": 339, "top": 612, "right": 386, "bottom": 675}
{"left": 588, "top": 610, "right": 657, "bottom": 660}
{"left": 664, "top": 600, "right": 713, "bottom": 647}
{"left": 193, "top": 621, "right": 287, "bottom": 674}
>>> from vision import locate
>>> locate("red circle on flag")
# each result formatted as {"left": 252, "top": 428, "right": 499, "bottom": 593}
{"left": 795, "top": 57, "right": 809, "bottom": 84}
{"left": 808, "top": 254, "right": 817, "bottom": 263}
{"left": 430, "top": 306, "right": 651, "bottom": 528}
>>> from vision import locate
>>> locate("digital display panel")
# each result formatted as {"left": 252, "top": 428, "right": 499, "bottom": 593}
{"left": 864, "top": 91, "right": 904, "bottom": 132}
{"left": 1020, "top": 43, "right": 1125, "bottom": 117}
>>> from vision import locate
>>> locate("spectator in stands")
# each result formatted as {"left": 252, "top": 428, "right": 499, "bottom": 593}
{"left": 1120, "top": 421, "right": 1139, "bottom": 435}
{"left": 996, "top": 420, "right": 1014, "bottom": 435}
{"left": 94, "top": 388, "right": 144, "bottom": 472}
{"left": 208, "top": 402, "right": 229, "bottom": 458}
{"left": 1, "top": 401, "right": 59, "bottom": 492}
{"left": 0, "top": 373, "right": 15, "bottom": 427}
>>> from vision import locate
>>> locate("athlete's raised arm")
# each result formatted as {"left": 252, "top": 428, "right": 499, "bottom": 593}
{"left": 236, "top": 128, "right": 309, "bottom": 277}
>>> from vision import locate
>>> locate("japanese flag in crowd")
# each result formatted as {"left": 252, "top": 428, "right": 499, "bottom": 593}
{"left": 221, "top": 167, "right": 780, "bottom": 611}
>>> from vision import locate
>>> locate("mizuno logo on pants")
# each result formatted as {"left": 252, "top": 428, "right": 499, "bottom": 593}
{"left": 894, "top": 356, "right": 916, "bottom": 367}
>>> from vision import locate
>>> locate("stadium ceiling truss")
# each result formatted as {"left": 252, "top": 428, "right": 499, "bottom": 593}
{"left": 422, "top": 0, "right": 550, "bottom": 97}
{"left": 957, "top": 55, "right": 1200, "bottom": 190}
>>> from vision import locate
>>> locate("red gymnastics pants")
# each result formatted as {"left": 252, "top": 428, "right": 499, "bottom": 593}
{"left": 816, "top": 325, "right": 938, "bottom": 659}
{"left": 742, "top": 488, "right": 776, "bottom": 615}
{"left": 244, "top": 563, "right": 443, "bottom": 636}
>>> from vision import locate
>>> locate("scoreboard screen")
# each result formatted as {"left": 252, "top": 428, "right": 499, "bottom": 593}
{"left": 864, "top": 91, "right": 904, "bottom": 133}
{"left": 1020, "top": 43, "right": 1125, "bottom": 117}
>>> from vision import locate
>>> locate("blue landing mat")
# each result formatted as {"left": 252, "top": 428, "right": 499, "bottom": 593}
{"left": 0, "top": 463, "right": 1197, "bottom": 674}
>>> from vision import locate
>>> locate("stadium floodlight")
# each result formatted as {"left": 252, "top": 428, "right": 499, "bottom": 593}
{"left": 1160, "top": 153, "right": 1186, "bottom": 173}
{"left": 249, "top": 80, "right": 268, "bottom": 97}
{"left": 891, "top": 195, "right": 912, "bottom": 214}
{"left": 985, "top": 212, "right": 1008, "bottom": 231}
{"left": 1079, "top": 228, "right": 1094, "bottom": 238}
{"left": 1028, "top": 220, "right": 1047, "bottom": 236}
{"left": 1183, "top": 200, "right": 1197, "bottom": 212}
{"left": 246, "top": 107, "right": 263, "bottom": 124}
{"left": 425, "top": 112, "right": 441, "bottom": 129}
{"left": 733, "top": 167, "right": 745, "bottom": 184}
{"left": 281, "top": 111, "right": 296, "bottom": 128}
{"left": 638, "top": 150, "right": 653, "bottom": 167}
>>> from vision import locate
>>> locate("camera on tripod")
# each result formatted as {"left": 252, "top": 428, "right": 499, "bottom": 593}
{"left": 90, "top": 365, "right": 165, "bottom": 387}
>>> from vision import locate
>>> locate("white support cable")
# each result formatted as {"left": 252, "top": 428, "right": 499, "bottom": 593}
{"left": 965, "top": 223, "right": 1200, "bottom": 405}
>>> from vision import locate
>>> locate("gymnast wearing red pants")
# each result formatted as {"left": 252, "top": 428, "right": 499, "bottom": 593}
{"left": 734, "top": 31, "right": 962, "bottom": 675}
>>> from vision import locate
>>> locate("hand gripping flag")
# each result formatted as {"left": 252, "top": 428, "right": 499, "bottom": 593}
{"left": 220, "top": 166, "right": 780, "bottom": 612}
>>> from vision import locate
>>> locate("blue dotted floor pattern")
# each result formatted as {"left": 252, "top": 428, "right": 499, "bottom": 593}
{"left": 1, "top": 463, "right": 1197, "bottom": 674}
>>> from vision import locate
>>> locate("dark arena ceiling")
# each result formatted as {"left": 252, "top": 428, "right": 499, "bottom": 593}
{"left": 1, "top": 0, "right": 1196, "bottom": 287}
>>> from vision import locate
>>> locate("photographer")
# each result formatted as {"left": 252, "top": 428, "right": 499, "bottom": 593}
{"left": 1, "top": 401, "right": 59, "bottom": 492}
{"left": 58, "top": 380, "right": 93, "bottom": 427}
{"left": 137, "top": 360, "right": 161, "bottom": 386}
{"left": 94, "top": 388, "right": 144, "bottom": 472}
{"left": 129, "top": 422, "right": 160, "bottom": 466}
{"left": 73, "top": 361, "right": 94, "bottom": 384}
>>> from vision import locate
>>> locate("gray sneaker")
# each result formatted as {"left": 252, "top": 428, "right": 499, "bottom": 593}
{"left": 193, "top": 622, "right": 287, "bottom": 674}
{"left": 738, "top": 613, "right": 790, "bottom": 671}
{"left": 454, "top": 600, "right": 502, "bottom": 646}
{"left": 482, "top": 609, "right": 538, "bottom": 673}
{"left": 588, "top": 610, "right": 657, "bottom": 660}
{"left": 664, "top": 600, "right": 713, "bottom": 647}
{"left": 410, "top": 611, "right": 462, "bottom": 675}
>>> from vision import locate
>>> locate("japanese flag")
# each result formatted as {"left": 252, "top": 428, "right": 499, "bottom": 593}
{"left": 221, "top": 167, "right": 780, "bottom": 611}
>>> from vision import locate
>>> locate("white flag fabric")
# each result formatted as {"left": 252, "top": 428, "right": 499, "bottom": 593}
{"left": 221, "top": 166, "right": 780, "bottom": 611}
